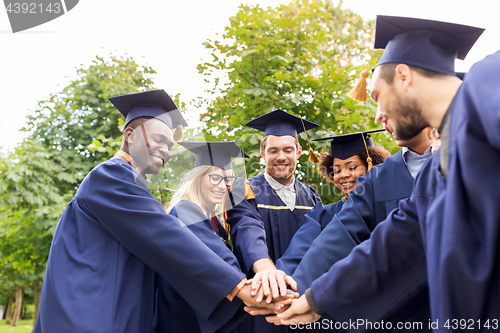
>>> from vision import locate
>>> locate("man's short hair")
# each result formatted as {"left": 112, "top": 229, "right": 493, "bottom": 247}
{"left": 378, "top": 63, "right": 448, "bottom": 84}
{"left": 125, "top": 116, "right": 154, "bottom": 131}
{"left": 260, "top": 135, "right": 300, "bottom": 152}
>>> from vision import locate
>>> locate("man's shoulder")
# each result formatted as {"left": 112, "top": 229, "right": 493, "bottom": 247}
{"left": 84, "top": 158, "right": 147, "bottom": 189}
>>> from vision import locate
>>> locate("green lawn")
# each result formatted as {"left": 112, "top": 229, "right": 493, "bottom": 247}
{"left": 0, "top": 320, "right": 33, "bottom": 333}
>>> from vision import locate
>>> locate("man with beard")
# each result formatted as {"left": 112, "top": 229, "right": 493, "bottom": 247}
{"left": 226, "top": 109, "right": 321, "bottom": 333}
{"left": 264, "top": 16, "right": 500, "bottom": 332}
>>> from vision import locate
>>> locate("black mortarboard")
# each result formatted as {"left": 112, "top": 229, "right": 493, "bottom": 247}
{"left": 109, "top": 89, "right": 188, "bottom": 130}
{"left": 375, "top": 15, "right": 484, "bottom": 75}
{"left": 245, "top": 109, "right": 319, "bottom": 139}
{"left": 314, "top": 129, "right": 385, "bottom": 160}
{"left": 178, "top": 142, "right": 249, "bottom": 170}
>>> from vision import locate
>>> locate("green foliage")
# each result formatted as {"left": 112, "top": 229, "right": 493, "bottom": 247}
{"left": 0, "top": 141, "right": 66, "bottom": 303}
{"left": 0, "top": 55, "right": 159, "bottom": 303}
{"left": 196, "top": 0, "right": 397, "bottom": 203}
{"left": 23, "top": 55, "right": 157, "bottom": 194}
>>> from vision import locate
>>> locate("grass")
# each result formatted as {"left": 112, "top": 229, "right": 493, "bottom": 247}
{"left": 0, "top": 320, "right": 33, "bottom": 333}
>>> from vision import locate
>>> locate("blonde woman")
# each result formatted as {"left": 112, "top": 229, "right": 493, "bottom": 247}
{"left": 154, "top": 142, "right": 250, "bottom": 333}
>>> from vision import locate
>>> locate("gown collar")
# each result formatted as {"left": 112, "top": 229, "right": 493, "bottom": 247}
{"left": 113, "top": 150, "right": 146, "bottom": 179}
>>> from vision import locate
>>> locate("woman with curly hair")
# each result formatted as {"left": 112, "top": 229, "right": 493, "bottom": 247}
{"left": 276, "top": 130, "right": 391, "bottom": 275}
{"left": 317, "top": 135, "right": 391, "bottom": 200}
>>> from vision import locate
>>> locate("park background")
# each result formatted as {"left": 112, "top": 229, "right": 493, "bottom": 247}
{"left": 1, "top": 0, "right": 499, "bottom": 331}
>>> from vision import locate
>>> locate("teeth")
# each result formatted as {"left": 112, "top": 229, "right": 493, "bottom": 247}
{"left": 152, "top": 155, "right": 163, "bottom": 164}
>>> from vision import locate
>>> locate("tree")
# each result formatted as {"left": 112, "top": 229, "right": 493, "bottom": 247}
{"left": 0, "top": 55, "right": 159, "bottom": 325}
{"left": 0, "top": 140, "right": 66, "bottom": 325}
{"left": 24, "top": 55, "right": 157, "bottom": 194}
{"left": 196, "top": 0, "right": 397, "bottom": 203}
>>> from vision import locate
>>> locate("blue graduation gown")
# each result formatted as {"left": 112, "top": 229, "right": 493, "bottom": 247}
{"left": 275, "top": 200, "right": 344, "bottom": 276}
{"left": 226, "top": 173, "right": 320, "bottom": 333}
{"left": 278, "top": 152, "right": 429, "bottom": 332}
{"left": 293, "top": 151, "right": 415, "bottom": 294}
{"left": 34, "top": 158, "right": 245, "bottom": 333}
{"left": 309, "top": 51, "right": 500, "bottom": 331}
{"left": 154, "top": 200, "right": 246, "bottom": 333}
{"left": 227, "top": 172, "right": 321, "bottom": 274}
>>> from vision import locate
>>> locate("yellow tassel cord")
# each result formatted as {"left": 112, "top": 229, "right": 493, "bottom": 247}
{"left": 347, "top": 69, "right": 370, "bottom": 102}
{"left": 242, "top": 152, "right": 255, "bottom": 200}
{"left": 300, "top": 118, "right": 319, "bottom": 164}
{"left": 361, "top": 134, "right": 373, "bottom": 172}
{"left": 173, "top": 125, "right": 184, "bottom": 142}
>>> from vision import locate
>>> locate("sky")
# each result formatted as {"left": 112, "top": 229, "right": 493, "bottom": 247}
{"left": 1, "top": 0, "right": 499, "bottom": 151}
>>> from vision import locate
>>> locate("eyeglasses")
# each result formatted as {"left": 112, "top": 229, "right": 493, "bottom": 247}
{"left": 207, "top": 174, "right": 237, "bottom": 186}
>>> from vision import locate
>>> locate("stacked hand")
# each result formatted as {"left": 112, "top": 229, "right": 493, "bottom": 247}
{"left": 236, "top": 282, "right": 298, "bottom": 314}
{"left": 237, "top": 258, "right": 299, "bottom": 315}
{"left": 264, "top": 294, "right": 321, "bottom": 326}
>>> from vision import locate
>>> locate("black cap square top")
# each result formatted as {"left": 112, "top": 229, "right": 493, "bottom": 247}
{"left": 375, "top": 15, "right": 484, "bottom": 75}
{"left": 314, "top": 129, "right": 385, "bottom": 160}
{"left": 178, "top": 142, "right": 248, "bottom": 170}
{"left": 245, "top": 109, "right": 319, "bottom": 139}
{"left": 109, "top": 90, "right": 188, "bottom": 130}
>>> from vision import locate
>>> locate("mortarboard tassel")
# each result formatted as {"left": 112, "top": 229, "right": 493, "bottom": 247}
{"left": 300, "top": 118, "right": 319, "bottom": 164}
{"left": 173, "top": 124, "right": 184, "bottom": 142}
{"left": 347, "top": 69, "right": 370, "bottom": 102}
{"left": 242, "top": 150, "right": 255, "bottom": 200}
{"left": 361, "top": 134, "right": 373, "bottom": 172}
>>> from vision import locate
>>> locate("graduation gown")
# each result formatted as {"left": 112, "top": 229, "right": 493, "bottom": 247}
{"left": 34, "top": 158, "right": 245, "bottom": 333}
{"left": 154, "top": 200, "right": 246, "bottom": 333}
{"left": 226, "top": 172, "right": 321, "bottom": 274}
{"left": 308, "top": 51, "right": 500, "bottom": 331}
{"left": 226, "top": 173, "right": 320, "bottom": 333}
{"left": 275, "top": 200, "right": 344, "bottom": 276}
{"left": 293, "top": 151, "right": 415, "bottom": 294}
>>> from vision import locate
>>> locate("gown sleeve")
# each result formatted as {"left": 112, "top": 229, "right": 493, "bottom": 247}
{"left": 309, "top": 195, "right": 428, "bottom": 327}
{"left": 292, "top": 175, "right": 375, "bottom": 294}
{"left": 225, "top": 178, "right": 270, "bottom": 274}
{"left": 83, "top": 161, "right": 245, "bottom": 321}
{"left": 275, "top": 201, "right": 342, "bottom": 276}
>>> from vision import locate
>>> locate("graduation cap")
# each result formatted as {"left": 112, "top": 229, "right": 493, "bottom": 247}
{"left": 179, "top": 141, "right": 256, "bottom": 199}
{"left": 375, "top": 15, "right": 484, "bottom": 75}
{"left": 245, "top": 109, "right": 319, "bottom": 138}
{"left": 109, "top": 89, "right": 188, "bottom": 142}
{"left": 177, "top": 142, "right": 248, "bottom": 170}
{"left": 314, "top": 129, "right": 385, "bottom": 171}
{"left": 245, "top": 109, "right": 321, "bottom": 163}
{"left": 348, "top": 16, "right": 483, "bottom": 102}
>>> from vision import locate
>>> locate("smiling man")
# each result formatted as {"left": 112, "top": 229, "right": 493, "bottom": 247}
{"left": 34, "top": 90, "right": 282, "bottom": 333}
{"left": 226, "top": 109, "right": 320, "bottom": 333}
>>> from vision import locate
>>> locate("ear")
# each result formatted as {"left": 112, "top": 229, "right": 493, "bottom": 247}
{"left": 123, "top": 127, "right": 135, "bottom": 145}
{"left": 297, "top": 145, "right": 302, "bottom": 158}
{"left": 395, "top": 64, "right": 413, "bottom": 90}
{"left": 260, "top": 147, "right": 265, "bottom": 160}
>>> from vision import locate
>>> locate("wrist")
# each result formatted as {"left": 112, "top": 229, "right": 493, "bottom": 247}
{"left": 252, "top": 258, "right": 275, "bottom": 273}
{"left": 305, "top": 288, "right": 325, "bottom": 315}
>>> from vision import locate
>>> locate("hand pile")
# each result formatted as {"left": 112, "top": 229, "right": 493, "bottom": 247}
{"left": 238, "top": 264, "right": 321, "bottom": 327}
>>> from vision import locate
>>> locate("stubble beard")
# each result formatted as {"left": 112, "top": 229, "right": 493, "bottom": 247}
{"left": 393, "top": 94, "right": 429, "bottom": 141}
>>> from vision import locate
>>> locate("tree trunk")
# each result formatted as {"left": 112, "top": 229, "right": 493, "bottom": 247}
{"left": 5, "top": 295, "right": 13, "bottom": 324}
{"left": 32, "top": 279, "right": 41, "bottom": 328}
{"left": 11, "top": 285, "right": 22, "bottom": 326}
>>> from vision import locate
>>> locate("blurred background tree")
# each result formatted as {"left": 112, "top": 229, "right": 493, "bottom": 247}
{"left": 195, "top": 0, "right": 397, "bottom": 203}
